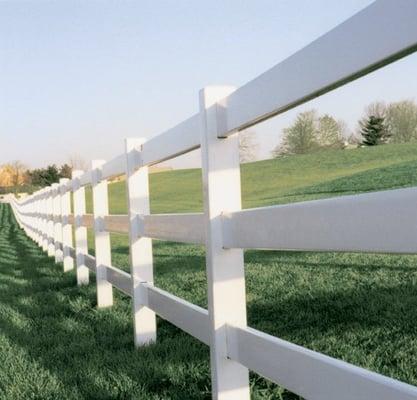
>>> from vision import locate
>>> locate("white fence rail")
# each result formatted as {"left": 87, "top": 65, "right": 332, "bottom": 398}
{"left": 8, "top": 1, "right": 417, "bottom": 398}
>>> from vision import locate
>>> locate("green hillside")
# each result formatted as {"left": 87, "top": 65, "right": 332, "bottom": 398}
{"left": 2, "top": 143, "right": 417, "bottom": 399}
{"left": 86, "top": 142, "right": 417, "bottom": 214}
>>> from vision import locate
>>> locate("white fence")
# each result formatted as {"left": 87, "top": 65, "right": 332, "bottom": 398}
{"left": 8, "top": 1, "right": 417, "bottom": 398}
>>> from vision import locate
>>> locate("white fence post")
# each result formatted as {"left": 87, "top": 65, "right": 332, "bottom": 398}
{"left": 72, "top": 170, "right": 89, "bottom": 286}
{"left": 52, "top": 183, "right": 63, "bottom": 263}
{"left": 24, "top": 200, "right": 30, "bottom": 238}
{"left": 41, "top": 189, "right": 49, "bottom": 252}
{"left": 33, "top": 196, "right": 38, "bottom": 242}
{"left": 47, "top": 186, "right": 55, "bottom": 257}
{"left": 125, "top": 138, "right": 156, "bottom": 346}
{"left": 91, "top": 160, "right": 113, "bottom": 308}
{"left": 30, "top": 196, "right": 35, "bottom": 241}
{"left": 23, "top": 200, "right": 28, "bottom": 236}
{"left": 199, "top": 86, "right": 250, "bottom": 400}
{"left": 37, "top": 194, "right": 42, "bottom": 246}
{"left": 34, "top": 194, "right": 41, "bottom": 245}
{"left": 60, "top": 178, "right": 74, "bottom": 272}
{"left": 25, "top": 199, "right": 31, "bottom": 239}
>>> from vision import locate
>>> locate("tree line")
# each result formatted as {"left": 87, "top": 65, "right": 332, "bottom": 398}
{"left": 0, "top": 163, "right": 73, "bottom": 194}
{"left": 273, "top": 99, "right": 417, "bottom": 156}
{"left": 2, "top": 100, "right": 416, "bottom": 193}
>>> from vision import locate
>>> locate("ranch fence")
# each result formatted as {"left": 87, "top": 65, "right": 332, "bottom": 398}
{"left": 8, "top": 1, "right": 417, "bottom": 398}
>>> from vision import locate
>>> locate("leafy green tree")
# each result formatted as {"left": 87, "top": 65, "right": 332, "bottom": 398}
{"left": 386, "top": 100, "right": 417, "bottom": 143}
{"left": 273, "top": 110, "right": 346, "bottom": 156}
{"left": 360, "top": 115, "right": 388, "bottom": 146}
{"left": 317, "top": 114, "right": 345, "bottom": 149}
{"left": 272, "top": 110, "right": 319, "bottom": 156}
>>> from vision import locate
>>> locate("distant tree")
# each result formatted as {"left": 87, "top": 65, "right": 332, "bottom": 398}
{"left": 357, "top": 101, "right": 386, "bottom": 136}
{"left": 360, "top": 115, "right": 389, "bottom": 146}
{"left": 28, "top": 164, "right": 60, "bottom": 187}
{"left": 364, "top": 101, "right": 387, "bottom": 119}
{"left": 43, "top": 165, "right": 59, "bottom": 185}
{"left": 8, "top": 161, "right": 28, "bottom": 193}
{"left": 27, "top": 168, "right": 43, "bottom": 186}
{"left": 0, "top": 165, "right": 13, "bottom": 187}
{"left": 273, "top": 110, "right": 348, "bottom": 156}
{"left": 385, "top": 100, "right": 417, "bottom": 143}
{"left": 272, "top": 110, "right": 319, "bottom": 156}
{"left": 59, "top": 163, "right": 72, "bottom": 179}
{"left": 317, "top": 114, "right": 345, "bottom": 149}
{"left": 27, "top": 163, "right": 75, "bottom": 187}
{"left": 239, "top": 130, "right": 259, "bottom": 163}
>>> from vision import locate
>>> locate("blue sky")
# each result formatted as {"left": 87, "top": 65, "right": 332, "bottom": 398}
{"left": 1, "top": 0, "right": 417, "bottom": 169}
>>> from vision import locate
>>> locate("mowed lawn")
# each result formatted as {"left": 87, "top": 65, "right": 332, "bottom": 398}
{"left": 2, "top": 143, "right": 417, "bottom": 399}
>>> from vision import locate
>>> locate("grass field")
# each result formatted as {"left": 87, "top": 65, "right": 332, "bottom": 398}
{"left": 2, "top": 143, "right": 417, "bottom": 399}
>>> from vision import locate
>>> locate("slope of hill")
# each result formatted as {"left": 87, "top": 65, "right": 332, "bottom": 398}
{"left": 86, "top": 142, "right": 417, "bottom": 213}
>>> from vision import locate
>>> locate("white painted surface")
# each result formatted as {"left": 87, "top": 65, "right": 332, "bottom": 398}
{"left": 60, "top": 178, "right": 74, "bottom": 272}
{"left": 125, "top": 138, "right": 156, "bottom": 346}
{"left": 79, "top": 170, "right": 92, "bottom": 187}
{"left": 41, "top": 189, "right": 49, "bottom": 251}
{"left": 140, "top": 114, "right": 201, "bottom": 166}
{"left": 140, "top": 213, "right": 205, "bottom": 244}
{"left": 227, "top": 325, "right": 417, "bottom": 400}
{"left": 105, "top": 265, "right": 132, "bottom": 297}
{"left": 91, "top": 160, "right": 113, "bottom": 308}
{"left": 46, "top": 187, "right": 55, "bottom": 256}
{"left": 200, "top": 86, "right": 250, "bottom": 400}
{"left": 104, "top": 213, "right": 205, "bottom": 243}
{"left": 34, "top": 194, "right": 42, "bottom": 246}
{"left": 52, "top": 183, "right": 63, "bottom": 262}
{"left": 144, "top": 283, "right": 210, "bottom": 345}
{"left": 72, "top": 170, "right": 89, "bottom": 285}
{"left": 101, "top": 153, "right": 126, "bottom": 180}
{"left": 222, "top": 187, "right": 417, "bottom": 253}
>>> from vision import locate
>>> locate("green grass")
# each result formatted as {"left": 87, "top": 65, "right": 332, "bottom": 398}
{"left": 2, "top": 143, "right": 417, "bottom": 399}
{"left": 85, "top": 142, "right": 417, "bottom": 214}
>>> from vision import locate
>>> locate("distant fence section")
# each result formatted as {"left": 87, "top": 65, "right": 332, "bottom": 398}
{"left": 8, "top": 1, "right": 417, "bottom": 399}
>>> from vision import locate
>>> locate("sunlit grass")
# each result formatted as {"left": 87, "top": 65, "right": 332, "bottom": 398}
{"left": 2, "top": 143, "right": 417, "bottom": 399}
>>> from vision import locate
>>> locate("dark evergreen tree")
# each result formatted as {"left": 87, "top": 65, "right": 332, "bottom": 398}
{"left": 360, "top": 115, "right": 388, "bottom": 146}
{"left": 28, "top": 164, "right": 60, "bottom": 187}
{"left": 43, "top": 165, "right": 60, "bottom": 185}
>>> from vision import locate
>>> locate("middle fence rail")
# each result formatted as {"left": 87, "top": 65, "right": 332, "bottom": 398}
{"left": 8, "top": 1, "right": 417, "bottom": 399}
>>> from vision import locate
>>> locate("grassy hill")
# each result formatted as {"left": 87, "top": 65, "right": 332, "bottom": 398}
{"left": 86, "top": 142, "right": 417, "bottom": 214}
{"left": 2, "top": 143, "right": 417, "bottom": 399}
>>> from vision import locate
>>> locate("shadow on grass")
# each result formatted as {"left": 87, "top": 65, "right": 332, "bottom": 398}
{"left": 2, "top": 203, "right": 417, "bottom": 398}
{"left": 0, "top": 206, "right": 211, "bottom": 400}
